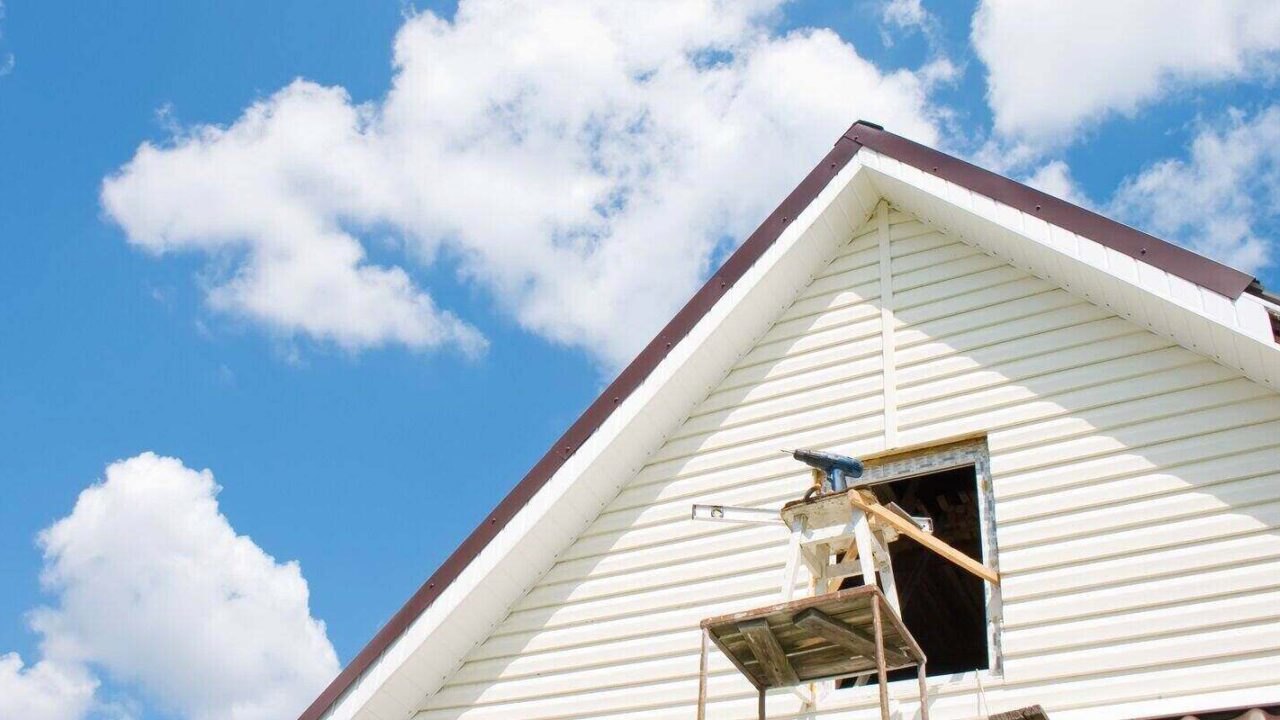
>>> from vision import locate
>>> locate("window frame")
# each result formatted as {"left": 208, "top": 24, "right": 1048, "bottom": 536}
{"left": 852, "top": 436, "right": 1004, "bottom": 678}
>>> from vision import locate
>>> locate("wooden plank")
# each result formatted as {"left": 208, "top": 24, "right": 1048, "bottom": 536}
{"left": 738, "top": 619, "right": 799, "bottom": 688}
{"left": 850, "top": 493, "right": 1000, "bottom": 585}
{"left": 792, "top": 608, "right": 909, "bottom": 667}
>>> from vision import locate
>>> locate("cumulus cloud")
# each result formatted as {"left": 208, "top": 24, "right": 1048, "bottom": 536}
{"left": 1, "top": 453, "right": 338, "bottom": 720}
{"left": 0, "top": 655, "right": 95, "bottom": 720}
{"left": 973, "top": 0, "right": 1280, "bottom": 145}
{"left": 1023, "top": 159, "right": 1089, "bottom": 208}
{"left": 103, "top": 0, "right": 943, "bottom": 368}
{"left": 1111, "top": 106, "right": 1280, "bottom": 274}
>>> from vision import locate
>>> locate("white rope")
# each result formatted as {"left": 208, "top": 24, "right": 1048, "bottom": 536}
{"left": 975, "top": 672, "right": 992, "bottom": 718}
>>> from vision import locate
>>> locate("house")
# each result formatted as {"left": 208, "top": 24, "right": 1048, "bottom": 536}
{"left": 299, "top": 122, "right": 1280, "bottom": 720}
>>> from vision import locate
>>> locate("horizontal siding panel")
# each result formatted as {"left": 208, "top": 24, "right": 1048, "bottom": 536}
{"left": 633, "top": 416, "right": 885, "bottom": 487}
{"left": 1002, "top": 531, "right": 1280, "bottom": 601}
{"left": 716, "top": 333, "right": 885, "bottom": 391}
{"left": 896, "top": 318, "right": 1150, "bottom": 389}
{"left": 890, "top": 239, "right": 981, "bottom": 275}
{"left": 1000, "top": 498, "right": 1280, "bottom": 574}
{"left": 998, "top": 443, "right": 1280, "bottom": 524}
{"left": 1000, "top": 472, "right": 1280, "bottom": 549}
{"left": 697, "top": 353, "right": 882, "bottom": 416}
{"left": 991, "top": 392, "right": 1280, "bottom": 480}
{"left": 1003, "top": 588, "right": 1280, "bottom": 658}
{"left": 651, "top": 393, "right": 882, "bottom": 463}
{"left": 1005, "top": 622, "right": 1280, "bottom": 684}
{"left": 1004, "top": 557, "right": 1280, "bottom": 629}
{"left": 992, "top": 419, "right": 1280, "bottom": 500}
{"left": 895, "top": 266, "right": 1042, "bottom": 315}
{"left": 899, "top": 361, "right": 1240, "bottom": 446}
{"left": 896, "top": 295, "right": 1103, "bottom": 363}
{"left": 550, "top": 524, "right": 782, "bottom": 581}
{"left": 471, "top": 587, "right": 780, "bottom": 660}
{"left": 670, "top": 371, "right": 883, "bottom": 444}
{"left": 898, "top": 331, "right": 1171, "bottom": 408}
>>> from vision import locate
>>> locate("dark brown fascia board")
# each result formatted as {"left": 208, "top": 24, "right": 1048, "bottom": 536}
{"left": 295, "top": 131, "right": 864, "bottom": 720}
{"left": 298, "top": 121, "right": 1261, "bottom": 720}
{"left": 845, "top": 121, "right": 1257, "bottom": 299}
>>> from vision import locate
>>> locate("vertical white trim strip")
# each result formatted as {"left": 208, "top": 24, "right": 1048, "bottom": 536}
{"left": 877, "top": 201, "right": 898, "bottom": 449}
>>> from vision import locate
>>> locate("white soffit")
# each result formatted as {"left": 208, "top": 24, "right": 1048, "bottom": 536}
{"left": 857, "top": 149, "right": 1280, "bottom": 392}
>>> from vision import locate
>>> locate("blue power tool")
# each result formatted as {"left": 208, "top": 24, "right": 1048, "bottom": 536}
{"left": 783, "top": 448, "right": 865, "bottom": 493}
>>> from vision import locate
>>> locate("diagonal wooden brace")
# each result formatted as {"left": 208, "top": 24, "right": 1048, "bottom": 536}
{"left": 849, "top": 492, "right": 1000, "bottom": 586}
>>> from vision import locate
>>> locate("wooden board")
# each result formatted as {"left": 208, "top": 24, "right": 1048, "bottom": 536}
{"left": 780, "top": 489, "right": 860, "bottom": 529}
{"left": 701, "top": 586, "right": 924, "bottom": 690}
{"left": 849, "top": 493, "right": 1001, "bottom": 586}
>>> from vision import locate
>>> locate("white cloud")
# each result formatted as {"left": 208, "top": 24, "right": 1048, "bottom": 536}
{"left": 1023, "top": 159, "right": 1089, "bottom": 208}
{"left": 0, "top": 654, "right": 95, "bottom": 720}
{"left": 881, "top": 0, "right": 930, "bottom": 32}
{"left": 973, "top": 0, "right": 1280, "bottom": 145}
{"left": 102, "top": 86, "right": 487, "bottom": 358}
{"left": 1110, "top": 106, "right": 1280, "bottom": 274}
{"left": 1, "top": 452, "right": 338, "bottom": 720}
{"left": 103, "top": 0, "right": 943, "bottom": 368}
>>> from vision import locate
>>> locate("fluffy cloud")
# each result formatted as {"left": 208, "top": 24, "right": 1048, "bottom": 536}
{"left": 0, "top": 655, "right": 95, "bottom": 720}
{"left": 1, "top": 453, "right": 338, "bottom": 720}
{"left": 1023, "top": 159, "right": 1089, "bottom": 208}
{"left": 973, "top": 0, "right": 1280, "bottom": 144}
{"left": 103, "top": 0, "right": 943, "bottom": 368}
{"left": 1111, "top": 106, "right": 1280, "bottom": 274}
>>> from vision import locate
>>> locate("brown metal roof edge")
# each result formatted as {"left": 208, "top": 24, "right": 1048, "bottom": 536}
{"left": 299, "top": 120, "right": 1264, "bottom": 720}
{"left": 295, "top": 133, "right": 864, "bottom": 720}
{"left": 845, "top": 121, "right": 1257, "bottom": 299}
{"left": 1131, "top": 703, "right": 1280, "bottom": 720}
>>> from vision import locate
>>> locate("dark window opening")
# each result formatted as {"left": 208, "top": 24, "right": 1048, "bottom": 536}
{"left": 839, "top": 464, "right": 989, "bottom": 683}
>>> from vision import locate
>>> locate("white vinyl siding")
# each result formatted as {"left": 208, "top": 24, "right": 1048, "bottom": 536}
{"left": 415, "top": 205, "right": 1280, "bottom": 720}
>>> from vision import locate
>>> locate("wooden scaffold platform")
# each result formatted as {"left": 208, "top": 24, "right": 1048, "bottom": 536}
{"left": 696, "top": 586, "right": 927, "bottom": 720}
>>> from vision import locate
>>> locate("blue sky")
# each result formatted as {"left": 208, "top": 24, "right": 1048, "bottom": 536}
{"left": 2, "top": 1, "right": 1279, "bottom": 718}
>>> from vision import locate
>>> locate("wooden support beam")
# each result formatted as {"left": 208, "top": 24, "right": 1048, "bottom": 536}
{"left": 738, "top": 619, "right": 799, "bottom": 688}
{"left": 792, "top": 608, "right": 910, "bottom": 667}
{"left": 871, "top": 599, "right": 890, "bottom": 720}
{"left": 916, "top": 663, "right": 930, "bottom": 720}
{"left": 850, "top": 494, "right": 1000, "bottom": 586}
{"left": 696, "top": 629, "right": 709, "bottom": 720}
